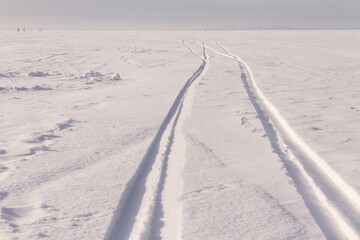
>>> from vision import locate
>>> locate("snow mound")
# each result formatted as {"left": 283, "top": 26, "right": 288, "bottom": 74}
{"left": 28, "top": 71, "right": 50, "bottom": 77}
{"left": 0, "top": 72, "right": 17, "bottom": 78}
{"left": 85, "top": 78, "right": 103, "bottom": 85}
{"left": 15, "top": 87, "right": 29, "bottom": 91}
{"left": 77, "top": 71, "right": 122, "bottom": 84}
{"left": 32, "top": 85, "right": 53, "bottom": 91}
{"left": 109, "top": 73, "right": 122, "bottom": 81}
{"left": 0, "top": 85, "right": 53, "bottom": 92}
{"left": 84, "top": 71, "right": 103, "bottom": 78}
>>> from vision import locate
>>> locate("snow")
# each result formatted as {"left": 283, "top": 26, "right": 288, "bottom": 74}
{"left": 1, "top": 29, "right": 360, "bottom": 239}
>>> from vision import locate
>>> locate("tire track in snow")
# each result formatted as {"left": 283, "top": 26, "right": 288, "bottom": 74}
{"left": 206, "top": 43, "right": 360, "bottom": 239}
{"left": 104, "top": 43, "right": 208, "bottom": 240}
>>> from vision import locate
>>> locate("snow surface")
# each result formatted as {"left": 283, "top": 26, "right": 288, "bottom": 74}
{"left": 0, "top": 30, "right": 360, "bottom": 239}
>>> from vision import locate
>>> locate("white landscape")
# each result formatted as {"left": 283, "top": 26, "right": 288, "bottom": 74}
{"left": 0, "top": 30, "right": 360, "bottom": 240}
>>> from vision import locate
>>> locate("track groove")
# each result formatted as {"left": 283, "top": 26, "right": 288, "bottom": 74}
{"left": 104, "top": 43, "right": 208, "bottom": 240}
{"left": 205, "top": 42, "right": 360, "bottom": 239}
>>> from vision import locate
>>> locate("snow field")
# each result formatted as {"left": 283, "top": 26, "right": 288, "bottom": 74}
{"left": 1, "top": 30, "right": 360, "bottom": 239}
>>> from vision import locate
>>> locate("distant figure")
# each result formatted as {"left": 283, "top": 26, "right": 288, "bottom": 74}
{"left": 17, "top": 28, "right": 20, "bottom": 32}
{"left": 205, "top": 28, "right": 207, "bottom": 32}
{"left": 23, "top": 28, "right": 25, "bottom": 32}
{"left": 39, "top": 28, "right": 41, "bottom": 32}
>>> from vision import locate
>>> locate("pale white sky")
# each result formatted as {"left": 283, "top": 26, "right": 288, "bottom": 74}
{"left": 0, "top": 0, "right": 359, "bottom": 28}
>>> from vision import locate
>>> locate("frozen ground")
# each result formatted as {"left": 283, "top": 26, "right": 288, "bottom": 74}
{"left": 0, "top": 30, "right": 359, "bottom": 239}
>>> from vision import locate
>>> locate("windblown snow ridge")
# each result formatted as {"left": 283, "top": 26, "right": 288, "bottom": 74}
{"left": 210, "top": 43, "right": 360, "bottom": 240}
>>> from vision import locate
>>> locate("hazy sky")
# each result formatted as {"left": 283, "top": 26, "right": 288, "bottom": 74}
{"left": 1, "top": 0, "right": 359, "bottom": 28}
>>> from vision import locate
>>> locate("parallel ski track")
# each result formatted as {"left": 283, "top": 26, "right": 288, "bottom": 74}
{"left": 206, "top": 43, "right": 360, "bottom": 239}
{"left": 104, "top": 43, "right": 208, "bottom": 240}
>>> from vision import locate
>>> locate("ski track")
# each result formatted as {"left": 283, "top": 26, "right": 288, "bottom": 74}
{"left": 104, "top": 43, "right": 208, "bottom": 240}
{"left": 205, "top": 42, "right": 360, "bottom": 239}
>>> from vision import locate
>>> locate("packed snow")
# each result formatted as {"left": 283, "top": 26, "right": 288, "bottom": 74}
{"left": 0, "top": 30, "right": 360, "bottom": 239}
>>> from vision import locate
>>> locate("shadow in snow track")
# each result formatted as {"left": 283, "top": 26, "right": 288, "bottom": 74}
{"left": 149, "top": 87, "right": 183, "bottom": 240}
{"left": 104, "top": 44, "right": 207, "bottom": 240}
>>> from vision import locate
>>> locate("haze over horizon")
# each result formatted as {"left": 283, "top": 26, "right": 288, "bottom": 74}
{"left": 1, "top": 0, "right": 360, "bottom": 29}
